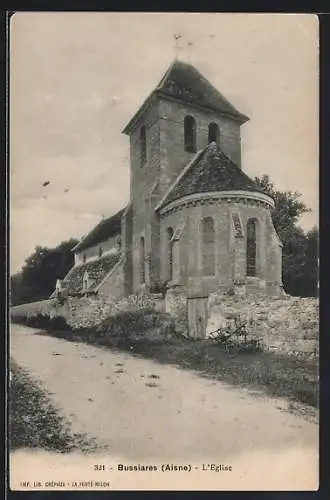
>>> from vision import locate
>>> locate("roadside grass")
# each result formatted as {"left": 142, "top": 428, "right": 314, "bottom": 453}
{"left": 118, "top": 337, "right": 318, "bottom": 409}
{"left": 25, "top": 326, "right": 318, "bottom": 411}
{"left": 9, "top": 359, "right": 99, "bottom": 453}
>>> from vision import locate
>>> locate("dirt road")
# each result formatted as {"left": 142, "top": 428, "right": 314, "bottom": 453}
{"left": 10, "top": 324, "right": 319, "bottom": 490}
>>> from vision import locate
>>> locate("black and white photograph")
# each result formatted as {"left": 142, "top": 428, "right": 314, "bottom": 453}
{"left": 9, "top": 12, "right": 319, "bottom": 491}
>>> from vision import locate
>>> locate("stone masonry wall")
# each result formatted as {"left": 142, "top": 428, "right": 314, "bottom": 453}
{"left": 75, "top": 234, "right": 120, "bottom": 265}
{"left": 206, "top": 293, "right": 319, "bottom": 359}
{"left": 11, "top": 292, "right": 318, "bottom": 361}
{"left": 129, "top": 100, "right": 162, "bottom": 292}
{"left": 67, "top": 292, "right": 165, "bottom": 330}
{"left": 128, "top": 95, "right": 244, "bottom": 295}
{"left": 122, "top": 204, "right": 133, "bottom": 296}
{"left": 10, "top": 298, "right": 69, "bottom": 320}
{"left": 160, "top": 202, "right": 232, "bottom": 290}
{"left": 158, "top": 97, "right": 242, "bottom": 199}
{"left": 97, "top": 259, "right": 125, "bottom": 298}
{"left": 10, "top": 292, "right": 165, "bottom": 331}
{"left": 160, "top": 198, "right": 281, "bottom": 296}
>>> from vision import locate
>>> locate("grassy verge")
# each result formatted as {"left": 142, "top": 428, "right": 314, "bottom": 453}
{"left": 9, "top": 359, "right": 100, "bottom": 453}
{"left": 29, "top": 325, "right": 318, "bottom": 411}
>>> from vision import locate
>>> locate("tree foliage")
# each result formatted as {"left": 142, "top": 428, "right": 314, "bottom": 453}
{"left": 255, "top": 175, "right": 318, "bottom": 297}
{"left": 10, "top": 239, "right": 78, "bottom": 305}
{"left": 10, "top": 175, "right": 318, "bottom": 304}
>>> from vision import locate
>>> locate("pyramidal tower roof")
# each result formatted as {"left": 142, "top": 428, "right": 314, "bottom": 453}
{"left": 122, "top": 59, "right": 249, "bottom": 134}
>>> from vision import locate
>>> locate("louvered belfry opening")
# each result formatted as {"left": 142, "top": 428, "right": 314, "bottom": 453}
{"left": 184, "top": 115, "right": 196, "bottom": 153}
{"left": 246, "top": 218, "right": 257, "bottom": 277}
{"left": 208, "top": 122, "right": 220, "bottom": 145}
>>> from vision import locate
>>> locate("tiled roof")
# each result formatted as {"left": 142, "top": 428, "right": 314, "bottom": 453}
{"left": 157, "top": 60, "right": 249, "bottom": 122}
{"left": 157, "top": 142, "right": 265, "bottom": 209}
{"left": 73, "top": 208, "right": 125, "bottom": 253}
{"left": 123, "top": 59, "right": 248, "bottom": 134}
{"left": 62, "top": 252, "right": 121, "bottom": 294}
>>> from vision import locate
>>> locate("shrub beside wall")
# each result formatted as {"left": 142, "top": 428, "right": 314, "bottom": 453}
{"left": 10, "top": 292, "right": 164, "bottom": 330}
{"left": 10, "top": 298, "right": 67, "bottom": 320}
{"left": 10, "top": 291, "right": 319, "bottom": 360}
{"left": 67, "top": 292, "right": 164, "bottom": 330}
{"left": 10, "top": 291, "right": 174, "bottom": 342}
{"left": 11, "top": 313, "right": 70, "bottom": 332}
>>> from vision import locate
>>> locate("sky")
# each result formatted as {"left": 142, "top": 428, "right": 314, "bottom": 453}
{"left": 10, "top": 12, "right": 319, "bottom": 274}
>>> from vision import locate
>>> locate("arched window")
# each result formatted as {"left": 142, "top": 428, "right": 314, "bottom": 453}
{"left": 246, "top": 218, "right": 257, "bottom": 277}
{"left": 167, "top": 227, "right": 174, "bottom": 281}
{"left": 202, "top": 217, "right": 215, "bottom": 276}
{"left": 208, "top": 122, "right": 220, "bottom": 145}
{"left": 140, "top": 125, "right": 147, "bottom": 166}
{"left": 184, "top": 115, "right": 196, "bottom": 153}
{"left": 140, "top": 236, "right": 145, "bottom": 284}
{"left": 98, "top": 247, "right": 103, "bottom": 257}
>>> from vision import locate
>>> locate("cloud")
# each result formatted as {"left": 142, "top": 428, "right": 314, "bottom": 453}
{"left": 10, "top": 13, "right": 319, "bottom": 271}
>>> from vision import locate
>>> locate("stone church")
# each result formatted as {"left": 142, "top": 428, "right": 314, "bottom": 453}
{"left": 53, "top": 60, "right": 283, "bottom": 303}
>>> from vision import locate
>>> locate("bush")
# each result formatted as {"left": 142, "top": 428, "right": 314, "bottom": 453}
{"left": 11, "top": 307, "right": 174, "bottom": 341}
{"left": 11, "top": 312, "right": 71, "bottom": 332}
{"left": 11, "top": 314, "right": 28, "bottom": 325}
{"left": 94, "top": 308, "right": 174, "bottom": 340}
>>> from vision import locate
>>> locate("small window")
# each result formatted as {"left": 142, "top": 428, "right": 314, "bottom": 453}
{"left": 208, "top": 122, "right": 220, "bottom": 145}
{"left": 184, "top": 115, "right": 196, "bottom": 153}
{"left": 202, "top": 216, "right": 215, "bottom": 276}
{"left": 83, "top": 254, "right": 86, "bottom": 263}
{"left": 167, "top": 227, "right": 174, "bottom": 281}
{"left": 140, "top": 125, "right": 147, "bottom": 166}
{"left": 99, "top": 247, "right": 103, "bottom": 257}
{"left": 246, "top": 218, "right": 257, "bottom": 277}
{"left": 140, "top": 236, "right": 146, "bottom": 284}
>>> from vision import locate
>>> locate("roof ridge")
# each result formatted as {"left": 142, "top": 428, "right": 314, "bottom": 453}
{"left": 193, "top": 66, "right": 244, "bottom": 118}
{"left": 123, "top": 60, "right": 249, "bottom": 134}
{"left": 156, "top": 58, "right": 178, "bottom": 89}
{"left": 158, "top": 60, "right": 248, "bottom": 121}
{"left": 156, "top": 143, "right": 271, "bottom": 209}
{"left": 154, "top": 146, "right": 208, "bottom": 212}
{"left": 94, "top": 254, "right": 124, "bottom": 292}
{"left": 72, "top": 207, "right": 125, "bottom": 253}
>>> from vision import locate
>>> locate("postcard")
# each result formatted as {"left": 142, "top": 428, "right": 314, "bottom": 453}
{"left": 9, "top": 12, "right": 319, "bottom": 491}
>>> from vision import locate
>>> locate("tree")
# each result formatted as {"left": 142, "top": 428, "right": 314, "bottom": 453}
{"left": 254, "top": 175, "right": 318, "bottom": 297}
{"left": 254, "top": 175, "right": 311, "bottom": 236}
{"left": 10, "top": 238, "right": 78, "bottom": 305}
{"left": 302, "top": 226, "right": 319, "bottom": 297}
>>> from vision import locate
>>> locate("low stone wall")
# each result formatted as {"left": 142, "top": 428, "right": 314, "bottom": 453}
{"left": 11, "top": 291, "right": 319, "bottom": 360}
{"left": 10, "top": 292, "right": 166, "bottom": 331}
{"left": 67, "top": 292, "right": 164, "bottom": 330}
{"left": 165, "top": 287, "right": 188, "bottom": 335}
{"left": 207, "top": 293, "right": 319, "bottom": 358}
{"left": 10, "top": 298, "right": 69, "bottom": 320}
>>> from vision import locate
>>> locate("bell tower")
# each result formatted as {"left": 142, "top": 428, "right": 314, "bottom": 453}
{"left": 122, "top": 59, "right": 249, "bottom": 292}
